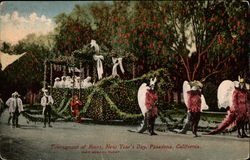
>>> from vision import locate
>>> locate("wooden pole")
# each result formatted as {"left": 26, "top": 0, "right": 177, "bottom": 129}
{"left": 79, "top": 62, "right": 82, "bottom": 99}
{"left": 132, "top": 62, "right": 135, "bottom": 79}
{"left": 86, "top": 64, "right": 89, "bottom": 77}
{"left": 63, "top": 66, "right": 66, "bottom": 76}
{"left": 72, "top": 58, "right": 75, "bottom": 98}
{"left": 43, "top": 60, "right": 47, "bottom": 89}
{"left": 82, "top": 66, "right": 85, "bottom": 79}
{"left": 50, "top": 62, "right": 53, "bottom": 95}
{"left": 93, "top": 65, "right": 97, "bottom": 83}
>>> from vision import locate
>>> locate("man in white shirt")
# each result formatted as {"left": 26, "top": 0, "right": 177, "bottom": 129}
{"left": 65, "top": 76, "right": 73, "bottom": 88}
{"left": 41, "top": 88, "right": 54, "bottom": 128}
{"left": 6, "top": 91, "right": 23, "bottom": 127}
{"left": 74, "top": 76, "right": 81, "bottom": 89}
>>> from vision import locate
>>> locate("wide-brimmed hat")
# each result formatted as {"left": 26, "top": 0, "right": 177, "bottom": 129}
{"left": 55, "top": 77, "right": 60, "bottom": 81}
{"left": 12, "top": 91, "right": 20, "bottom": 96}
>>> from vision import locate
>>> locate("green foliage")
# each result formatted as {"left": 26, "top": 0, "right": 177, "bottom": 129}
{"left": 0, "top": 42, "right": 12, "bottom": 53}
{"left": 202, "top": 82, "right": 220, "bottom": 111}
{"left": 0, "top": 32, "right": 55, "bottom": 98}
{"left": 51, "top": 1, "right": 247, "bottom": 85}
{"left": 49, "top": 56, "right": 75, "bottom": 66}
{"left": 25, "top": 68, "right": 172, "bottom": 121}
{"left": 0, "top": 1, "right": 247, "bottom": 106}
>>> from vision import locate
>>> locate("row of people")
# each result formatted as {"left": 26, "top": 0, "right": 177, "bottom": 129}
{"left": 41, "top": 89, "right": 84, "bottom": 126}
{"left": 132, "top": 76, "right": 249, "bottom": 138}
{"left": 4, "top": 75, "right": 249, "bottom": 138}
{"left": 4, "top": 90, "right": 51, "bottom": 128}
{"left": 4, "top": 89, "right": 84, "bottom": 128}
{"left": 53, "top": 76, "right": 94, "bottom": 89}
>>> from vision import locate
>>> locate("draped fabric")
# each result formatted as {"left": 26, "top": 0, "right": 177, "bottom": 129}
{"left": 93, "top": 55, "right": 104, "bottom": 80}
{"left": 0, "top": 51, "right": 26, "bottom": 71}
{"left": 112, "top": 57, "right": 125, "bottom": 76}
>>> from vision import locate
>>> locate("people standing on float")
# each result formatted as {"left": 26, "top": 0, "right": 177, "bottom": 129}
{"left": 65, "top": 76, "right": 73, "bottom": 88}
{"left": 60, "top": 76, "right": 67, "bottom": 88}
{"left": 53, "top": 77, "right": 61, "bottom": 88}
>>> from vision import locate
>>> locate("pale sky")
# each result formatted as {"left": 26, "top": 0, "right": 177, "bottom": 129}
{"left": 0, "top": 1, "right": 111, "bottom": 44}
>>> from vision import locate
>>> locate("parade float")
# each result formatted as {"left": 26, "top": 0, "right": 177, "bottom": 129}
{"left": 22, "top": 41, "right": 174, "bottom": 123}
{"left": 20, "top": 43, "right": 229, "bottom": 133}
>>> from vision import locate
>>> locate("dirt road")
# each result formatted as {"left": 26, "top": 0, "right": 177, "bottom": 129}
{"left": 0, "top": 110, "right": 249, "bottom": 160}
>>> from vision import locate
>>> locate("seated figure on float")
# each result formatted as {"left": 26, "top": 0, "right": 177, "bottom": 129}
{"left": 59, "top": 76, "right": 67, "bottom": 88}
{"left": 65, "top": 76, "right": 73, "bottom": 88}
{"left": 53, "top": 77, "right": 61, "bottom": 88}
{"left": 74, "top": 76, "right": 81, "bottom": 89}
{"left": 81, "top": 76, "right": 94, "bottom": 89}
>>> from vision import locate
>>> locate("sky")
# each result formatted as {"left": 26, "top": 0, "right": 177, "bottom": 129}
{"left": 0, "top": 1, "right": 111, "bottom": 44}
